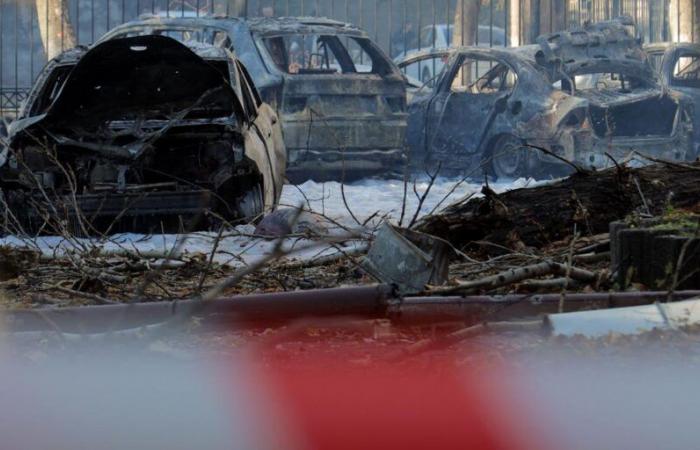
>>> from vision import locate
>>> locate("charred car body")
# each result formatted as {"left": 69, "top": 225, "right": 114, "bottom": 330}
{"left": 645, "top": 42, "right": 700, "bottom": 155}
{"left": 102, "top": 16, "right": 408, "bottom": 183}
{"left": 401, "top": 19, "right": 695, "bottom": 179}
{"left": 0, "top": 35, "right": 285, "bottom": 234}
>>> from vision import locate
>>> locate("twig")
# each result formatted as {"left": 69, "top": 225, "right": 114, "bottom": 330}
{"left": 632, "top": 176, "right": 651, "bottom": 216}
{"left": 200, "top": 206, "right": 304, "bottom": 300}
{"left": 196, "top": 225, "right": 225, "bottom": 293}
{"left": 398, "top": 160, "right": 410, "bottom": 227}
{"left": 559, "top": 228, "right": 579, "bottom": 313}
{"left": 51, "top": 285, "right": 118, "bottom": 305}
{"left": 428, "top": 260, "right": 598, "bottom": 295}
{"left": 408, "top": 163, "right": 441, "bottom": 228}
{"left": 522, "top": 144, "right": 590, "bottom": 175}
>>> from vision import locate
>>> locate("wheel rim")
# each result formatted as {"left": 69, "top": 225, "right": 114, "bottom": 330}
{"left": 492, "top": 137, "right": 525, "bottom": 179}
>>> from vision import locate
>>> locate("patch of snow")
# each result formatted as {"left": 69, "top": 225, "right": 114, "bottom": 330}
{"left": 281, "top": 176, "right": 552, "bottom": 226}
{"left": 0, "top": 177, "right": 551, "bottom": 266}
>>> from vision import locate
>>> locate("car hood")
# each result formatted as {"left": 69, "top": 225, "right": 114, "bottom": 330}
{"left": 12, "top": 35, "right": 240, "bottom": 150}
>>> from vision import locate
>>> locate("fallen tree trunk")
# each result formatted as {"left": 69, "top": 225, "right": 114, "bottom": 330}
{"left": 415, "top": 161, "right": 700, "bottom": 251}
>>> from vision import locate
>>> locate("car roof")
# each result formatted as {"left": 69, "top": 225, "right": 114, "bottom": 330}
{"left": 103, "top": 15, "right": 367, "bottom": 39}
{"left": 397, "top": 45, "right": 531, "bottom": 67}
{"left": 98, "top": 16, "right": 240, "bottom": 44}
{"left": 53, "top": 37, "right": 230, "bottom": 64}
{"left": 245, "top": 16, "right": 366, "bottom": 37}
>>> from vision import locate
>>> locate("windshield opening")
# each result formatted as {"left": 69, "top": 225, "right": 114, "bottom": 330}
{"left": 262, "top": 34, "right": 391, "bottom": 76}
{"left": 672, "top": 53, "right": 700, "bottom": 88}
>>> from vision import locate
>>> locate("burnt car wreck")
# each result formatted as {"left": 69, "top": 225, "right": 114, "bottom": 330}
{"left": 0, "top": 35, "right": 285, "bottom": 235}
{"left": 646, "top": 41, "right": 700, "bottom": 155}
{"left": 101, "top": 16, "right": 408, "bottom": 183}
{"left": 401, "top": 18, "right": 695, "bottom": 179}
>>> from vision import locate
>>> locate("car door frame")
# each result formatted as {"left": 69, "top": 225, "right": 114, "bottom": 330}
{"left": 235, "top": 60, "right": 283, "bottom": 208}
{"left": 425, "top": 51, "right": 519, "bottom": 159}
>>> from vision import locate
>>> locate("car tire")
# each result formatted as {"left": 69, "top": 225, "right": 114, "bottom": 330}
{"left": 237, "top": 182, "right": 264, "bottom": 221}
{"left": 489, "top": 134, "right": 528, "bottom": 180}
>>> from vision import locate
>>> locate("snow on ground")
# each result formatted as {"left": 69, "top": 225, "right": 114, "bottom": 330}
{"left": 0, "top": 176, "right": 549, "bottom": 267}
{"left": 280, "top": 176, "right": 546, "bottom": 226}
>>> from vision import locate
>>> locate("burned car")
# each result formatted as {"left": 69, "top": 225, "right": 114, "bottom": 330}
{"left": 645, "top": 42, "right": 700, "bottom": 155}
{"left": 101, "top": 16, "right": 408, "bottom": 182}
{"left": 0, "top": 35, "right": 286, "bottom": 234}
{"left": 401, "top": 19, "right": 695, "bottom": 179}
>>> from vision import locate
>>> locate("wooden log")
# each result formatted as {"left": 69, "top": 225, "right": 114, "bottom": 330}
{"left": 415, "top": 162, "right": 700, "bottom": 252}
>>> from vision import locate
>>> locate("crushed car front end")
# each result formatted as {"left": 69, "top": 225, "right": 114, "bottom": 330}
{"left": 0, "top": 36, "right": 272, "bottom": 234}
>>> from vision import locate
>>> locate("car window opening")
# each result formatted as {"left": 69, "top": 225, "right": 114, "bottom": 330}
{"left": 672, "top": 53, "right": 700, "bottom": 88}
{"left": 263, "top": 34, "right": 388, "bottom": 76}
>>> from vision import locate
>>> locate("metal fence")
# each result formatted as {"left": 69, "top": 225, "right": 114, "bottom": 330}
{"left": 0, "top": 0, "right": 695, "bottom": 117}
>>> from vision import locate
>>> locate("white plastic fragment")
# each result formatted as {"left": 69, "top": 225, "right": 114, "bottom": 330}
{"left": 546, "top": 298, "right": 700, "bottom": 338}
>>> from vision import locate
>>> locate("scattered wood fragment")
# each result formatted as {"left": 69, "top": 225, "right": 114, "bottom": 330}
{"left": 428, "top": 261, "right": 601, "bottom": 295}
{"left": 51, "top": 286, "right": 118, "bottom": 305}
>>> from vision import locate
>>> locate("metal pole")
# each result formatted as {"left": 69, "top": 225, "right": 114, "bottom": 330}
{"left": 431, "top": 0, "right": 436, "bottom": 75}
{"left": 388, "top": 0, "right": 392, "bottom": 56}
{"left": 61, "top": 0, "right": 65, "bottom": 51}
{"left": 5, "top": 287, "right": 700, "bottom": 333}
{"left": 77, "top": 0, "right": 81, "bottom": 43}
{"left": 0, "top": 0, "right": 4, "bottom": 115}
{"left": 1, "top": 285, "right": 396, "bottom": 333}
{"left": 647, "top": 0, "right": 652, "bottom": 42}
{"left": 489, "top": 0, "right": 494, "bottom": 46}
{"left": 30, "top": 3, "right": 35, "bottom": 81}
{"left": 401, "top": 0, "right": 405, "bottom": 56}
{"left": 394, "top": 291, "right": 700, "bottom": 324}
{"left": 14, "top": 0, "right": 18, "bottom": 116}
{"left": 504, "top": 0, "right": 508, "bottom": 44}
{"left": 91, "top": 0, "right": 96, "bottom": 41}
{"left": 677, "top": 0, "right": 681, "bottom": 42}
{"left": 374, "top": 0, "right": 378, "bottom": 43}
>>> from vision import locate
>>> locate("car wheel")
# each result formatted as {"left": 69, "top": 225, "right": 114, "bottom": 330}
{"left": 489, "top": 134, "right": 528, "bottom": 180}
{"left": 237, "top": 182, "right": 264, "bottom": 221}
